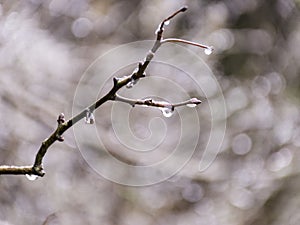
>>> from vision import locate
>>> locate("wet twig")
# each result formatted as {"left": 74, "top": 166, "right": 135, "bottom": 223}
{"left": 0, "top": 6, "right": 212, "bottom": 177}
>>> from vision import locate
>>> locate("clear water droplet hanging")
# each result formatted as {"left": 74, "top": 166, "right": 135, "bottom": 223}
{"left": 126, "top": 69, "right": 139, "bottom": 88}
{"left": 186, "top": 103, "right": 197, "bottom": 108}
{"left": 159, "top": 103, "right": 174, "bottom": 118}
{"left": 126, "top": 79, "right": 138, "bottom": 88}
{"left": 26, "top": 174, "right": 38, "bottom": 181}
{"left": 204, "top": 46, "right": 213, "bottom": 55}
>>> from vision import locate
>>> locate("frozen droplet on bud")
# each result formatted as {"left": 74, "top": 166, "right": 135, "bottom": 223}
{"left": 160, "top": 104, "right": 174, "bottom": 118}
{"left": 164, "top": 20, "right": 170, "bottom": 26}
{"left": 204, "top": 47, "right": 213, "bottom": 55}
{"left": 160, "top": 107, "right": 174, "bottom": 118}
{"left": 85, "top": 110, "right": 95, "bottom": 124}
{"left": 26, "top": 174, "right": 38, "bottom": 181}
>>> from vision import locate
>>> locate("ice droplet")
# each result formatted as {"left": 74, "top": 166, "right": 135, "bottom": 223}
{"left": 160, "top": 106, "right": 174, "bottom": 118}
{"left": 204, "top": 47, "right": 213, "bottom": 55}
{"left": 85, "top": 110, "right": 95, "bottom": 124}
{"left": 164, "top": 20, "right": 170, "bottom": 26}
{"left": 126, "top": 81, "right": 134, "bottom": 88}
{"left": 26, "top": 174, "right": 38, "bottom": 181}
{"left": 187, "top": 103, "right": 197, "bottom": 108}
{"left": 126, "top": 78, "right": 138, "bottom": 89}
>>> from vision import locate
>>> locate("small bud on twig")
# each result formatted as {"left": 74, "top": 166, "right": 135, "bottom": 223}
{"left": 56, "top": 134, "right": 64, "bottom": 142}
{"left": 57, "top": 113, "right": 65, "bottom": 124}
{"left": 113, "top": 77, "right": 119, "bottom": 86}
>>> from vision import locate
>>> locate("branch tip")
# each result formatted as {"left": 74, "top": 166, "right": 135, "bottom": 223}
{"left": 190, "top": 97, "right": 202, "bottom": 105}
{"left": 180, "top": 6, "right": 188, "bottom": 12}
{"left": 165, "top": 5, "right": 188, "bottom": 21}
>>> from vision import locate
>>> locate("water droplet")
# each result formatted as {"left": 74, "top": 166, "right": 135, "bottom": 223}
{"left": 85, "top": 110, "right": 95, "bottom": 124}
{"left": 204, "top": 47, "right": 213, "bottom": 55}
{"left": 126, "top": 78, "right": 138, "bottom": 89}
{"left": 132, "top": 68, "right": 139, "bottom": 74}
{"left": 187, "top": 103, "right": 197, "bottom": 108}
{"left": 126, "top": 81, "right": 134, "bottom": 88}
{"left": 26, "top": 174, "right": 38, "bottom": 181}
{"left": 160, "top": 106, "right": 174, "bottom": 118}
{"left": 164, "top": 20, "right": 170, "bottom": 26}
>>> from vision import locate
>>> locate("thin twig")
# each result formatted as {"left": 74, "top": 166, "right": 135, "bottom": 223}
{"left": 161, "top": 38, "right": 213, "bottom": 51}
{"left": 115, "top": 94, "right": 201, "bottom": 108}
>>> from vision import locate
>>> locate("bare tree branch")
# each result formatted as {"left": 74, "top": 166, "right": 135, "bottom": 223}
{"left": 0, "top": 5, "right": 212, "bottom": 177}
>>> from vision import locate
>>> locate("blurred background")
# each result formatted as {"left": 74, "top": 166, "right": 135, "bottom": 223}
{"left": 0, "top": 0, "right": 300, "bottom": 224}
